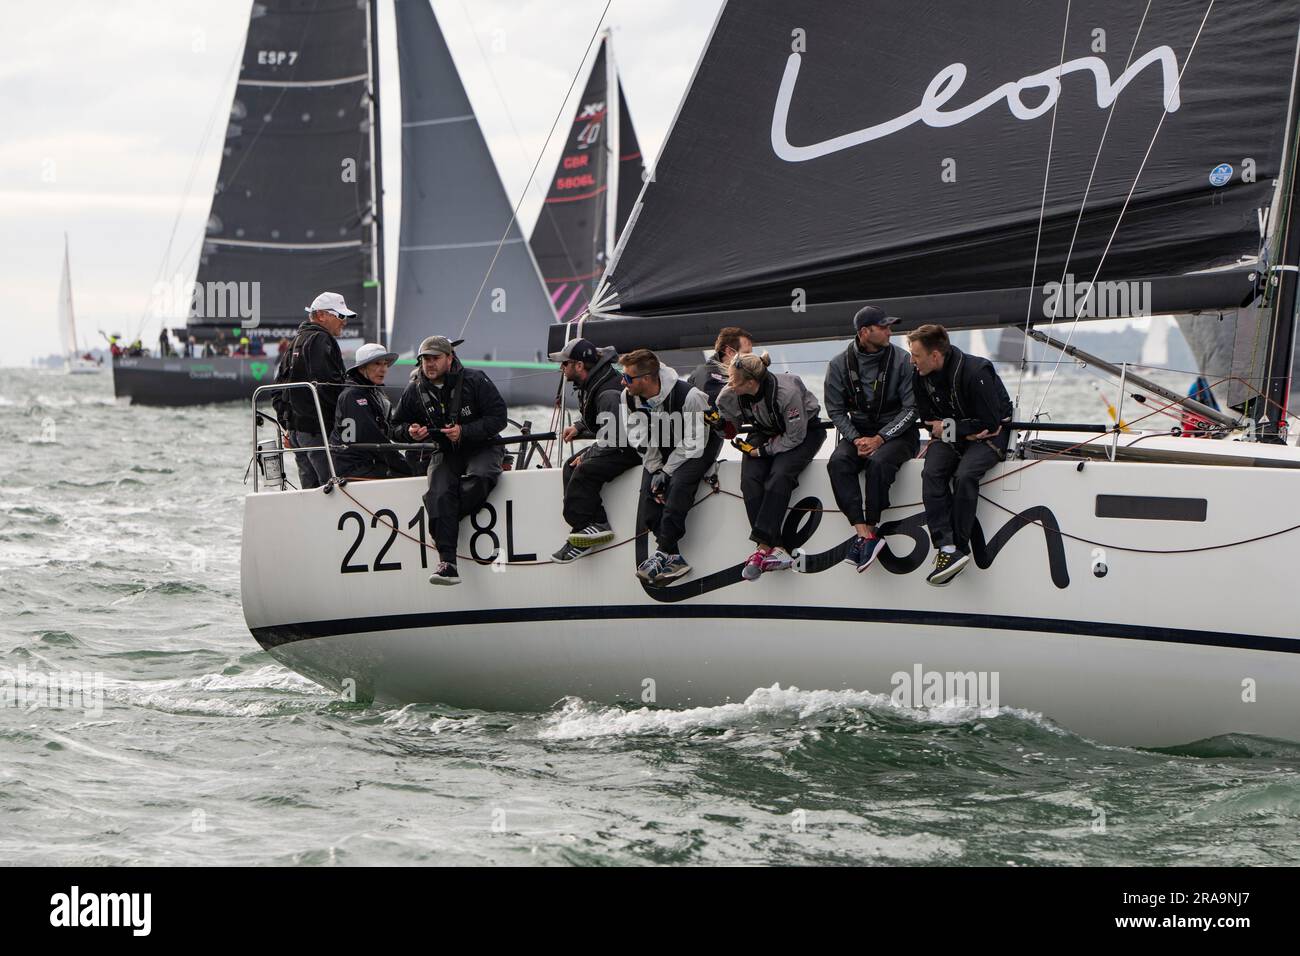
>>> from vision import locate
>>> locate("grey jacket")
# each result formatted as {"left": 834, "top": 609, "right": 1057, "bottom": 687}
{"left": 823, "top": 341, "right": 917, "bottom": 442}
{"left": 623, "top": 364, "right": 715, "bottom": 476}
{"left": 716, "top": 372, "right": 821, "bottom": 456}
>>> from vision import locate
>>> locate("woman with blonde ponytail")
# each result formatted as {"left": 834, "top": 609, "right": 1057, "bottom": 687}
{"left": 715, "top": 353, "right": 824, "bottom": 580}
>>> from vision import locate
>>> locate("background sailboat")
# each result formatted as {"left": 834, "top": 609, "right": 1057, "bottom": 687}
{"left": 529, "top": 33, "right": 644, "bottom": 324}
{"left": 59, "top": 235, "right": 101, "bottom": 375}
{"left": 114, "top": 0, "right": 560, "bottom": 407}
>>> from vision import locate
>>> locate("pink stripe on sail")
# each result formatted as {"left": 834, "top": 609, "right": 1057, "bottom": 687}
{"left": 555, "top": 286, "right": 587, "bottom": 322}
{"left": 549, "top": 282, "right": 569, "bottom": 305}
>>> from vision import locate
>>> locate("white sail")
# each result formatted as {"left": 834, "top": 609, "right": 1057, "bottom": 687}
{"left": 1140, "top": 316, "right": 1171, "bottom": 368}
{"left": 58, "top": 234, "right": 78, "bottom": 359}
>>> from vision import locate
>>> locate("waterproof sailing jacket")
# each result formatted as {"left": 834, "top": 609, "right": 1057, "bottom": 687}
{"left": 329, "top": 369, "right": 412, "bottom": 478}
{"left": 572, "top": 346, "right": 623, "bottom": 442}
{"left": 823, "top": 340, "right": 916, "bottom": 442}
{"left": 273, "top": 320, "right": 346, "bottom": 433}
{"left": 716, "top": 372, "right": 821, "bottom": 457}
{"left": 913, "top": 346, "right": 1013, "bottom": 448}
{"left": 389, "top": 357, "right": 508, "bottom": 454}
{"left": 688, "top": 352, "right": 731, "bottom": 404}
{"left": 623, "top": 365, "right": 714, "bottom": 476}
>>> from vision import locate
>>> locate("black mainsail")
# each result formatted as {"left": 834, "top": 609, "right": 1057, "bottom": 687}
{"left": 563, "top": 0, "right": 1300, "bottom": 355}
{"left": 529, "top": 35, "right": 646, "bottom": 325}
{"left": 390, "top": 0, "right": 557, "bottom": 404}
{"left": 614, "top": 80, "right": 645, "bottom": 244}
{"left": 188, "top": 0, "right": 380, "bottom": 342}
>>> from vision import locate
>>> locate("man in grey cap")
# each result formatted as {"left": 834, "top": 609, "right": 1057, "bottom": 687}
{"left": 550, "top": 337, "right": 640, "bottom": 562}
{"left": 390, "top": 335, "right": 507, "bottom": 585}
{"left": 272, "top": 291, "right": 355, "bottom": 488}
{"left": 823, "top": 305, "right": 919, "bottom": 572}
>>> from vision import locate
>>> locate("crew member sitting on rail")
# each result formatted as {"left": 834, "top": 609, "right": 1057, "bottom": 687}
{"left": 715, "top": 352, "right": 824, "bottom": 580}
{"left": 390, "top": 335, "right": 507, "bottom": 586}
{"left": 909, "top": 323, "right": 1013, "bottom": 587}
{"left": 622, "top": 349, "right": 722, "bottom": 585}
{"left": 551, "top": 337, "right": 641, "bottom": 563}
{"left": 688, "top": 326, "right": 754, "bottom": 405}
{"left": 272, "top": 291, "right": 351, "bottom": 489}
{"left": 328, "top": 343, "right": 412, "bottom": 480}
{"left": 824, "top": 306, "right": 919, "bottom": 573}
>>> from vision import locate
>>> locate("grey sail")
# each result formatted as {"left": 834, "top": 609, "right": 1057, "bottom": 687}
{"left": 390, "top": 0, "right": 557, "bottom": 405}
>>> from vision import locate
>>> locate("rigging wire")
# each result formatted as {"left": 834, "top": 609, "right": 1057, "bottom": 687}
{"left": 457, "top": 0, "right": 614, "bottom": 340}
{"left": 1031, "top": 0, "right": 1219, "bottom": 420}
{"left": 1015, "top": 0, "right": 1073, "bottom": 409}
{"left": 1019, "top": 0, "right": 1155, "bottom": 410}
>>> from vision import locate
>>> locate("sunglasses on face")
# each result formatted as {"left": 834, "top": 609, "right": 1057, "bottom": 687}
{"left": 621, "top": 371, "right": 650, "bottom": 384}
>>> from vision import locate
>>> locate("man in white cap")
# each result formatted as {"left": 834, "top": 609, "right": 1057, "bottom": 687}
{"left": 390, "top": 335, "right": 507, "bottom": 585}
{"left": 272, "top": 292, "right": 355, "bottom": 488}
{"left": 328, "top": 343, "right": 411, "bottom": 479}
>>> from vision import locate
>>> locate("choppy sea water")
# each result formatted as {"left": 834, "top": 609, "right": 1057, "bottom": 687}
{"left": 2, "top": 365, "right": 1298, "bottom": 866}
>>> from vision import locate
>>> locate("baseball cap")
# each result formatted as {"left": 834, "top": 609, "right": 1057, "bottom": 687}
{"left": 348, "top": 342, "right": 399, "bottom": 371}
{"left": 547, "top": 337, "right": 599, "bottom": 365}
{"left": 305, "top": 291, "right": 357, "bottom": 317}
{"left": 416, "top": 335, "right": 464, "bottom": 358}
{"left": 853, "top": 305, "right": 901, "bottom": 332}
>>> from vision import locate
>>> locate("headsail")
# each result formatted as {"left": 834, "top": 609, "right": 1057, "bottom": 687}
{"left": 614, "top": 79, "right": 645, "bottom": 242}
{"left": 589, "top": 1, "right": 1299, "bottom": 340}
{"left": 391, "top": 0, "right": 556, "bottom": 360}
{"left": 529, "top": 39, "right": 612, "bottom": 323}
{"left": 188, "top": 0, "right": 379, "bottom": 341}
{"left": 58, "top": 234, "right": 78, "bottom": 358}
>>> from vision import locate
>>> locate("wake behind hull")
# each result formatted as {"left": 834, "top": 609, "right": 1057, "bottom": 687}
{"left": 241, "top": 442, "right": 1300, "bottom": 747}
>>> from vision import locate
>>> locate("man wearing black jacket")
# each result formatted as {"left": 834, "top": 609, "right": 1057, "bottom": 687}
{"left": 328, "top": 343, "right": 412, "bottom": 479}
{"left": 551, "top": 338, "right": 641, "bottom": 562}
{"left": 824, "top": 306, "right": 919, "bottom": 573}
{"left": 273, "top": 291, "right": 352, "bottom": 488}
{"left": 908, "top": 324, "right": 1013, "bottom": 586}
{"left": 390, "top": 335, "right": 507, "bottom": 585}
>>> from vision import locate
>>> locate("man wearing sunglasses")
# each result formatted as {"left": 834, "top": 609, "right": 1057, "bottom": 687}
{"left": 272, "top": 291, "right": 353, "bottom": 488}
{"left": 621, "top": 349, "right": 722, "bottom": 585}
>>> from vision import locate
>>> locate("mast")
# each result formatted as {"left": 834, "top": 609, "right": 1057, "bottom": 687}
{"left": 603, "top": 29, "right": 618, "bottom": 272}
{"left": 1254, "top": 29, "right": 1300, "bottom": 441}
{"left": 365, "top": 0, "right": 386, "bottom": 346}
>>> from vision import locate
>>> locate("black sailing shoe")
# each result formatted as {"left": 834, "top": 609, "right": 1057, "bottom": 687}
{"left": 926, "top": 550, "right": 970, "bottom": 587}
{"left": 429, "top": 561, "right": 461, "bottom": 586}
{"left": 552, "top": 541, "right": 592, "bottom": 563}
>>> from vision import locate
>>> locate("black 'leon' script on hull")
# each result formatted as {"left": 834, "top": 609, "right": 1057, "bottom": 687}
{"left": 637, "top": 498, "right": 1070, "bottom": 603}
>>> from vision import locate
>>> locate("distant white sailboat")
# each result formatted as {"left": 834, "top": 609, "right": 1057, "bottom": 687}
{"left": 1140, "top": 316, "right": 1171, "bottom": 369}
{"left": 59, "top": 235, "right": 101, "bottom": 375}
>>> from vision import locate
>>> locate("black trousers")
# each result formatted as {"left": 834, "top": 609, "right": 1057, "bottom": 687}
{"left": 562, "top": 445, "right": 641, "bottom": 530}
{"left": 636, "top": 432, "right": 723, "bottom": 555}
{"left": 921, "top": 439, "right": 1003, "bottom": 553}
{"left": 740, "top": 428, "right": 825, "bottom": 546}
{"left": 424, "top": 445, "right": 505, "bottom": 562}
{"left": 289, "top": 430, "right": 330, "bottom": 489}
{"left": 827, "top": 432, "right": 919, "bottom": 527}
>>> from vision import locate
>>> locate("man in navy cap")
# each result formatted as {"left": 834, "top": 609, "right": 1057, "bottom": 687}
{"left": 550, "top": 337, "right": 641, "bottom": 562}
{"left": 823, "top": 305, "right": 919, "bottom": 572}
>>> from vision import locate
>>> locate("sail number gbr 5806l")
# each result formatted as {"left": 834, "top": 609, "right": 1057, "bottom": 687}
{"left": 335, "top": 502, "right": 534, "bottom": 573}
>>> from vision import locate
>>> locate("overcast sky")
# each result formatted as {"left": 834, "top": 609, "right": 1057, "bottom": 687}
{"left": 1, "top": 0, "right": 723, "bottom": 365}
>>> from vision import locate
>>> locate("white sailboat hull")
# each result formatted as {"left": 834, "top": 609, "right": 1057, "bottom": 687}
{"left": 242, "top": 440, "right": 1300, "bottom": 747}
